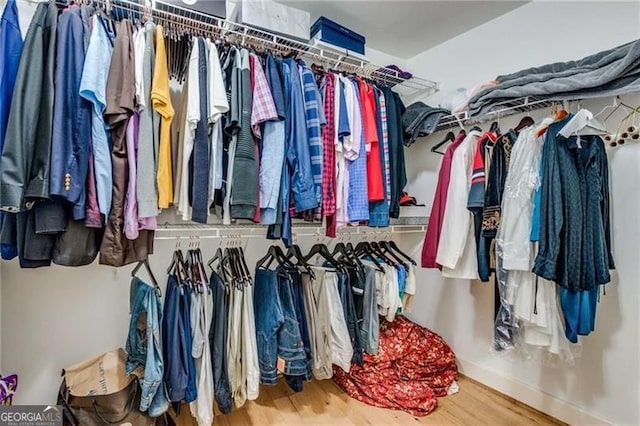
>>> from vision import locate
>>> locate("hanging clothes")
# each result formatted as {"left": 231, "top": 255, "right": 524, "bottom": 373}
{"left": 421, "top": 130, "right": 466, "bottom": 268}
{"left": 99, "top": 20, "right": 154, "bottom": 267}
{"left": 0, "top": 0, "right": 22, "bottom": 260}
{"left": 0, "top": 1, "right": 57, "bottom": 211}
{"left": 436, "top": 130, "right": 481, "bottom": 279}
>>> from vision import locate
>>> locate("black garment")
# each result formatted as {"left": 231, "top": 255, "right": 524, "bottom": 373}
{"left": 533, "top": 118, "right": 615, "bottom": 291}
{"left": 209, "top": 271, "right": 232, "bottom": 414}
{"left": 16, "top": 208, "right": 54, "bottom": 268}
{"left": 231, "top": 51, "right": 257, "bottom": 219}
{"left": 382, "top": 87, "right": 407, "bottom": 218}
{"left": 402, "top": 102, "right": 450, "bottom": 146}
{"left": 52, "top": 218, "right": 102, "bottom": 266}
{"left": 337, "top": 271, "right": 363, "bottom": 365}
{"left": 0, "top": 1, "right": 58, "bottom": 211}
{"left": 483, "top": 130, "right": 518, "bottom": 239}
{"left": 192, "top": 38, "right": 210, "bottom": 224}
{"left": 289, "top": 269, "right": 313, "bottom": 381}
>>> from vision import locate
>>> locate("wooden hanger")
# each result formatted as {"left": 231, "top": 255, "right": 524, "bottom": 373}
{"left": 132, "top": 259, "right": 161, "bottom": 297}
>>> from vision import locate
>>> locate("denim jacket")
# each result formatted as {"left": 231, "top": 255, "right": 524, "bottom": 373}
{"left": 126, "top": 277, "right": 169, "bottom": 417}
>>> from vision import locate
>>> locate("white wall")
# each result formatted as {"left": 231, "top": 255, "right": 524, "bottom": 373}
{"left": 403, "top": 1, "right": 640, "bottom": 425}
{"left": 0, "top": 0, "right": 415, "bottom": 406}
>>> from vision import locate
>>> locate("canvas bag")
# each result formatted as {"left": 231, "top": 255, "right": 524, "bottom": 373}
{"left": 57, "top": 349, "right": 165, "bottom": 426}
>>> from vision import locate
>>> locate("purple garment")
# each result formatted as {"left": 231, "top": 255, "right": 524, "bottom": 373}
{"left": 84, "top": 150, "right": 102, "bottom": 228}
{"left": 421, "top": 131, "right": 466, "bottom": 268}
{"left": 124, "top": 113, "right": 156, "bottom": 240}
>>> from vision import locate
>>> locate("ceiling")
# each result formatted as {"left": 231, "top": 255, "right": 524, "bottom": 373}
{"left": 279, "top": 1, "right": 529, "bottom": 59}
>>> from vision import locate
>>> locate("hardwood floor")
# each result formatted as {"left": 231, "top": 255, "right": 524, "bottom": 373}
{"left": 176, "top": 375, "right": 564, "bottom": 425}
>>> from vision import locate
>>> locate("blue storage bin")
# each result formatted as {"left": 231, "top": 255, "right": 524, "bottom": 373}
{"left": 311, "top": 17, "right": 366, "bottom": 55}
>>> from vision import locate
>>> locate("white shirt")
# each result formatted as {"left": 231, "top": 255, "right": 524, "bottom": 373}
{"left": 340, "top": 76, "right": 361, "bottom": 162}
{"left": 177, "top": 42, "right": 200, "bottom": 221}
{"left": 133, "top": 29, "right": 146, "bottom": 110}
{"left": 334, "top": 79, "right": 345, "bottom": 227}
{"left": 436, "top": 131, "right": 481, "bottom": 279}
{"left": 206, "top": 41, "right": 229, "bottom": 202}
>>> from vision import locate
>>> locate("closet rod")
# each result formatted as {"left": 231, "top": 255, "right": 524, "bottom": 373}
{"left": 154, "top": 225, "right": 426, "bottom": 239}
{"left": 66, "top": 0, "right": 438, "bottom": 91}
{"left": 434, "top": 96, "right": 557, "bottom": 132}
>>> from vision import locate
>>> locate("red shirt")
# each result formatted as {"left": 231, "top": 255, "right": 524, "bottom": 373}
{"left": 358, "top": 80, "right": 384, "bottom": 202}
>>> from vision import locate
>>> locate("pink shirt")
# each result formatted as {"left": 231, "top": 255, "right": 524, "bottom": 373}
{"left": 421, "top": 131, "right": 466, "bottom": 268}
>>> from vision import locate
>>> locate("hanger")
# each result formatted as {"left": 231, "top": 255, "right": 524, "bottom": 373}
{"left": 238, "top": 246, "right": 253, "bottom": 286}
{"left": 354, "top": 241, "right": 385, "bottom": 272}
{"left": 557, "top": 108, "right": 608, "bottom": 137}
{"left": 514, "top": 115, "right": 535, "bottom": 132}
{"left": 378, "top": 241, "right": 408, "bottom": 269}
{"left": 536, "top": 106, "right": 568, "bottom": 137}
{"left": 132, "top": 259, "right": 161, "bottom": 297}
{"left": 489, "top": 120, "right": 500, "bottom": 134}
{"left": 431, "top": 130, "right": 455, "bottom": 155}
{"left": 386, "top": 240, "right": 417, "bottom": 265}
{"left": 207, "top": 247, "right": 224, "bottom": 272}
{"left": 370, "top": 241, "right": 400, "bottom": 269}
{"left": 304, "top": 243, "right": 340, "bottom": 268}
{"left": 285, "top": 244, "right": 315, "bottom": 276}
{"left": 256, "top": 245, "right": 294, "bottom": 270}
{"left": 332, "top": 242, "right": 362, "bottom": 269}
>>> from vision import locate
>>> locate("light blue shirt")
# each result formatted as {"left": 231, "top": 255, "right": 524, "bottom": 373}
{"left": 79, "top": 15, "right": 114, "bottom": 220}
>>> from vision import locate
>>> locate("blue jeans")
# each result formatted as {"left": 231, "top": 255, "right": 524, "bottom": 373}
{"left": 254, "top": 269, "right": 285, "bottom": 384}
{"left": 254, "top": 268, "right": 308, "bottom": 385}
{"left": 126, "top": 277, "right": 169, "bottom": 417}
{"left": 278, "top": 270, "right": 309, "bottom": 391}
{"left": 162, "top": 275, "right": 188, "bottom": 403}
{"left": 181, "top": 283, "right": 197, "bottom": 403}
{"left": 368, "top": 200, "right": 389, "bottom": 227}
{"left": 289, "top": 270, "right": 313, "bottom": 380}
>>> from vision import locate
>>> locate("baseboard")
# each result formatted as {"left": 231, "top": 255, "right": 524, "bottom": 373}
{"left": 457, "top": 358, "right": 609, "bottom": 425}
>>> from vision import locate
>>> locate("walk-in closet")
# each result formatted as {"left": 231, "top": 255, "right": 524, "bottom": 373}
{"left": 0, "top": 0, "right": 638, "bottom": 424}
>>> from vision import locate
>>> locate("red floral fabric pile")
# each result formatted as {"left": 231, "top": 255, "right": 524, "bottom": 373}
{"left": 332, "top": 315, "right": 458, "bottom": 416}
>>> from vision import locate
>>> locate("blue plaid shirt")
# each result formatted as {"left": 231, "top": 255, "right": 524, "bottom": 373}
{"left": 348, "top": 79, "right": 369, "bottom": 222}
{"left": 299, "top": 61, "right": 324, "bottom": 208}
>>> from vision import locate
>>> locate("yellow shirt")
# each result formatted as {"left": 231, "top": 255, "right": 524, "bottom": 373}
{"left": 151, "top": 25, "right": 174, "bottom": 208}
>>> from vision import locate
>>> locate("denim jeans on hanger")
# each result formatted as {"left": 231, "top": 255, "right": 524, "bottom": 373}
{"left": 253, "top": 268, "right": 285, "bottom": 384}
{"left": 162, "top": 275, "right": 188, "bottom": 404}
{"left": 277, "top": 271, "right": 310, "bottom": 392}
{"left": 180, "top": 284, "right": 198, "bottom": 404}
{"left": 289, "top": 270, "right": 313, "bottom": 381}
{"left": 126, "top": 277, "right": 169, "bottom": 417}
{"left": 209, "top": 271, "right": 232, "bottom": 414}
